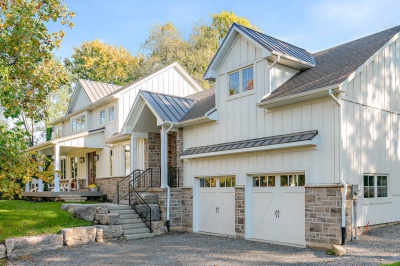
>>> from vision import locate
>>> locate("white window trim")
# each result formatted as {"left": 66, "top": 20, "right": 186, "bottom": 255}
{"left": 70, "top": 112, "right": 87, "bottom": 133}
{"left": 228, "top": 65, "right": 254, "bottom": 98}
{"left": 108, "top": 104, "right": 115, "bottom": 123}
{"left": 100, "top": 109, "right": 106, "bottom": 125}
{"left": 363, "top": 173, "right": 389, "bottom": 199}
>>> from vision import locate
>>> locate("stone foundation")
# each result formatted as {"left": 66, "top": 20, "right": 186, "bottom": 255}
{"left": 181, "top": 187, "right": 193, "bottom": 231}
{"left": 305, "top": 185, "right": 352, "bottom": 247}
{"left": 235, "top": 186, "right": 245, "bottom": 237}
{"left": 95, "top": 176, "right": 124, "bottom": 200}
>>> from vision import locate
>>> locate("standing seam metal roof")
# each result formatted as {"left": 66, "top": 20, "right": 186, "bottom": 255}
{"left": 78, "top": 79, "right": 121, "bottom": 103}
{"left": 140, "top": 91, "right": 198, "bottom": 122}
{"left": 234, "top": 23, "right": 316, "bottom": 65}
{"left": 181, "top": 130, "right": 318, "bottom": 156}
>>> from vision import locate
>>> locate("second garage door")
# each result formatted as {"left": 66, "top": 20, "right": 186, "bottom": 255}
{"left": 198, "top": 177, "right": 236, "bottom": 236}
{"left": 251, "top": 174, "right": 306, "bottom": 247}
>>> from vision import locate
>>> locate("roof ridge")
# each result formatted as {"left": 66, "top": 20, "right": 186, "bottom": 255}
{"left": 233, "top": 23, "right": 310, "bottom": 53}
{"left": 139, "top": 89, "right": 199, "bottom": 101}
{"left": 313, "top": 25, "right": 400, "bottom": 55}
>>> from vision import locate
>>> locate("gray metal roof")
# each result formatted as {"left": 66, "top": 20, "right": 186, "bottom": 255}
{"left": 264, "top": 25, "right": 400, "bottom": 102}
{"left": 181, "top": 130, "right": 318, "bottom": 156}
{"left": 140, "top": 90, "right": 198, "bottom": 122}
{"left": 79, "top": 79, "right": 121, "bottom": 103}
{"left": 234, "top": 23, "right": 316, "bottom": 65}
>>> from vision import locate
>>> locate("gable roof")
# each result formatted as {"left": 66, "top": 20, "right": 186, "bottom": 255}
{"left": 181, "top": 88, "right": 216, "bottom": 122}
{"left": 78, "top": 79, "right": 121, "bottom": 103}
{"left": 234, "top": 24, "right": 316, "bottom": 65}
{"left": 140, "top": 91, "right": 198, "bottom": 122}
{"left": 204, "top": 23, "right": 315, "bottom": 80}
{"left": 263, "top": 25, "right": 400, "bottom": 102}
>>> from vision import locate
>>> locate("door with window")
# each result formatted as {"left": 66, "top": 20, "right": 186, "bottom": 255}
{"left": 88, "top": 152, "right": 97, "bottom": 185}
{"left": 251, "top": 174, "right": 305, "bottom": 247}
{"left": 198, "top": 177, "right": 236, "bottom": 236}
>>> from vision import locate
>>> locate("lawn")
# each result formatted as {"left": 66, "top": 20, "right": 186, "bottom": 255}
{"left": 0, "top": 200, "right": 93, "bottom": 243}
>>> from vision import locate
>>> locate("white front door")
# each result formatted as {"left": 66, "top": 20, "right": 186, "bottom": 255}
{"left": 198, "top": 177, "right": 236, "bottom": 236}
{"left": 251, "top": 174, "right": 306, "bottom": 247}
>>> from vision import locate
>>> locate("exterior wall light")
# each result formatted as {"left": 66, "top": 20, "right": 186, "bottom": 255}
{"left": 95, "top": 155, "right": 100, "bottom": 161}
{"left": 79, "top": 157, "right": 85, "bottom": 163}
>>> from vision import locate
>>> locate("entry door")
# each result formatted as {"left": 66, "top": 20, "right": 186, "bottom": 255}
{"left": 198, "top": 177, "right": 236, "bottom": 236}
{"left": 88, "top": 152, "right": 97, "bottom": 185}
{"left": 251, "top": 174, "right": 305, "bottom": 246}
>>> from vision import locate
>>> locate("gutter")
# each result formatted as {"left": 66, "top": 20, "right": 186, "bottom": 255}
{"left": 165, "top": 123, "right": 174, "bottom": 232}
{"left": 329, "top": 88, "right": 347, "bottom": 245}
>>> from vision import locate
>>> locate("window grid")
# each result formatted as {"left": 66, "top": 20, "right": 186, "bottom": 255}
{"left": 100, "top": 109, "right": 106, "bottom": 124}
{"left": 228, "top": 66, "right": 254, "bottom": 96}
{"left": 108, "top": 106, "right": 115, "bottom": 121}
{"left": 253, "top": 176, "right": 275, "bottom": 187}
{"left": 72, "top": 115, "right": 86, "bottom": 133}
{"left": 280, "top": 174, "right": 305, "bottom": 187}
{"left": 377, "top": 175, "right": 388, "bottom": 198}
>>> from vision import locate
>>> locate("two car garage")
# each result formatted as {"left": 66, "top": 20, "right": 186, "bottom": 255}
{"left": 197, "top": 174, "right": 306, "bottom": 247}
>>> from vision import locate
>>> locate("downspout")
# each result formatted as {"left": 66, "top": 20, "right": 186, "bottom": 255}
{"left": 329, "top": 89, "right": 347, "bottom": 245}
{"left": 258, "top": 55, "right": 281, "bottom": 103}
{"left": 165, "top": 123, "right": 174, "bottom": 232}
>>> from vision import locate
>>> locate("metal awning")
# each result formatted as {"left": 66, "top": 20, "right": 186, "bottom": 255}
{"left": 181, "top": 130, "right": 318, "bottom": 159}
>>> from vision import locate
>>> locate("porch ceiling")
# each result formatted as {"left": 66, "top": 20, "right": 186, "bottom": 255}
{"left": 133, "top": 105, "right": 161, "bottom": 133}
{"left": 39, "top": 146, "right": 100, "bottom": 156}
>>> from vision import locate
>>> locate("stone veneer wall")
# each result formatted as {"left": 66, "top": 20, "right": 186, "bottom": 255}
{"left": 305, "top": 185, "right": 352, "bottom": 247}
{"left": 235, "top": 187, "right": 245, "bottom": 237}
{"left": 181, "top": 187, "right": 193, "bottom": 231}
{"left": 176, "top": 128, "right": 184, "bottom": 187}
{"left": 95, "top": 177, "right": 124, "bottom": 200}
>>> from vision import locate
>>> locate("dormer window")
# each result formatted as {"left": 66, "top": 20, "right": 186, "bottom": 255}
{"left": 229, "top": 66, "right": 253, "bottom": 96}
{"left": 108, "top": 106, "right": 115, "bottom": 121}
{"left": 100, "top": 109, "right": 106, "bottom": 125}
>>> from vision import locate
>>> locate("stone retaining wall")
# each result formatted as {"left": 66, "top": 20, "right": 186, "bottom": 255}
{"left": 95, "top": 176, "right": 124, "bottom": 200}
{"left": 305, "top": 185, "right": 352, "bottom": 248}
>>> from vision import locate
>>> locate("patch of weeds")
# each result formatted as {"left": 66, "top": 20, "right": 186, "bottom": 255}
{"left": 0, "top": 258, "right": 6, "bottom": 266}
{"left": 326, "top": 248, "right": 336, "bottom": 256}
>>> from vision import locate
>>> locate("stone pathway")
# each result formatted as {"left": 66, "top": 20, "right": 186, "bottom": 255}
{"left": 7, "top": 223, "right": 400, "bottom": 266}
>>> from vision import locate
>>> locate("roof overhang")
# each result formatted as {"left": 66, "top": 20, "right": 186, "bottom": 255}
{"left": 181, "top": 130, "right": 318, "bottom": 160}
{"left": 258, "top": 85, "right": 343, "bottom": 109}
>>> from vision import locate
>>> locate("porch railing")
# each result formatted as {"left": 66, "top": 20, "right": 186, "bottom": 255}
{"left": 116, "top": 169, "right": 141, "bottom": 204}
{"left": 168, "top": 167, "right": 180, "bottom": 188}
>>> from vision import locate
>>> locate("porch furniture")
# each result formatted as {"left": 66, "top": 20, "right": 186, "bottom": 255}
{"left": 30, "top": 178, "right": 39, "bottom": 192}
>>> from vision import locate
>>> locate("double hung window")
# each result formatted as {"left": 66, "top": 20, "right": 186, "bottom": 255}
{"left": 229, "top": 66, "right": 254, "bottom": 96}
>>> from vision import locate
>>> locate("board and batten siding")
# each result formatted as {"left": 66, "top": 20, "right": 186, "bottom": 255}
{"left": 68, "top": 84, "right": 92, "bottom": 114}
{"left": 183, "top": 97, "right": 338, "bottom": 187}
{"left": 117, "top": 66, "right": 199, "bottom": 133}
{"left": 342, "top": 99, "right": 400, "bottom": 226}
{"left": 346, "top": 38, "right": 400, "bottom": 110}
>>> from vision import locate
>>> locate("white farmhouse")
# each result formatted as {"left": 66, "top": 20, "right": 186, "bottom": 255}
{"left": 27, "top": 23, "right": 400, "bottom": 248}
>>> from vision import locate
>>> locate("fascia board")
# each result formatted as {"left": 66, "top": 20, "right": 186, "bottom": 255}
{"left": 181, "top": 136, "right": 318, "bottom": 160}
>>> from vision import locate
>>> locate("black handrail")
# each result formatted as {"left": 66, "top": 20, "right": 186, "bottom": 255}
{"left": 168, "top": 167, "right": 180, "bottom": 187}
{"left": 116, "top": 169, "right": 141, "bottom": 204}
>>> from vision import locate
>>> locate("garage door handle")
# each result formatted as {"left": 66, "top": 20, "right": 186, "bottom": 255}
{"left": 275, "top": 210, "right": 277, "bottom": 218}
{"left": 278, "top": 210, "right": 279, "bottom": 218}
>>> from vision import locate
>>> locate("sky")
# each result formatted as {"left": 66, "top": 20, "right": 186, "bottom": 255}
{"left": 48, "top": 0, "right": 400, "bottom": 60}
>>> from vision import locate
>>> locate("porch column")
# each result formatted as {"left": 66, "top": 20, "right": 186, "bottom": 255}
{"left": 38, "top": 179, "right": 44, "bottom": 192}
{"left": 131, "top": 133, "right": 137, "bottom": 172}
{"left": 160, "top": 126, "right": 168, "bottom": 188}
{"left": 54, "top": 143, "right": 60, "bottom": 192}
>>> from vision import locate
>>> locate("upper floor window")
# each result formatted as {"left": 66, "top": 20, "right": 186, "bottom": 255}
{"left": 108, "top": 106, "right": 115, "bottom": 122}
{"left": 364, "top": 175, "right": 388, "bottom": 198}
{"left": 100, "top": 109, "right": 106, "bottom": 125}
{"left": 53, "top": 125, "right": 62, "bottom": 139}
{"left": 229, "top": 66, "right": 254, "bottom": 96}
{"left": 72, "top": 115, "right": 86, "bottom": 133}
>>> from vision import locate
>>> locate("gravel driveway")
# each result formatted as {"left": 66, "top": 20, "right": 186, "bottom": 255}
{"left": 8, "top": 223, "right": 400, "bottom": 266}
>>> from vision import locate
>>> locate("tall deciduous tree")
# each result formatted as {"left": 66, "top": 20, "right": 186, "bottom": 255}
{"left": 65, "top": 39, "right": 144, "bottom": 86}
{"left": 140, "top": 11, "right": 260, "bottom": 89}
{"left": 0, "top": 0, "right": 74, "bottom": 121}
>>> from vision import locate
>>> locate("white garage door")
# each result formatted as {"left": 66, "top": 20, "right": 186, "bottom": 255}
{"left": 198, "top": 177, "right": 236, "bottom": 236}
{"left": 251, "top": 174, "right": 305, "bottom": 247}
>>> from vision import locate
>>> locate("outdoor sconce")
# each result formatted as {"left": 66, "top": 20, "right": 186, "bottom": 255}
{"left": 95, "top": 154, "right": 100, "bottom": 161}
{"left": 79, "top": 157, "right": 85, "bottom": 163}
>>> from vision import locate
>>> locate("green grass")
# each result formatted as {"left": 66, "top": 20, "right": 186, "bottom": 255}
{"left": 381, "top": 262, "right": 400, "bottom": 266}
{"left": 0, "top": 200, "right": 93, "bottom": 243}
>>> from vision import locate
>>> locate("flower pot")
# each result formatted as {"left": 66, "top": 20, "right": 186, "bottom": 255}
{"left": 89, "top": 188, "right": 97, "bottom": 192}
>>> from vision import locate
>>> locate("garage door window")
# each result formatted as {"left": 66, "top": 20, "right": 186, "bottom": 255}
{"left": 281, "top": 174, "right": 305, "bottom": 187}
{"left": 253, "top": 176, "right": 275, "bottom": 187}
{"left": 220, "top": 177, "right": 236, "bottom": 187}
{"left": 200, "top": 178, "right": 217, "bottom": 187}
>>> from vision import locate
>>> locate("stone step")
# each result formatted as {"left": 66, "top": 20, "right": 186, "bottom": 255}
{"left": 109, "top": 209, "right": 136, "bottom": 214}
{"left": 120, "top": 214, "right": 139, "bottom": 219}
{"left": 120, "top": 218, "right": 143, "bottom": 224}
{"left": 108, "top": 205, "right": 133, "bottom": 210}
{"left": 121, "top": 223, "right": 147, "bottom": 230}
{"left": 124, "top": 233, "right": 155, "bottom": 240}
{"left": 123, "top": 228, "right": 151, "bottom": 235}
{"left": 119, "top": 200, "right": 129, "bottom": 205}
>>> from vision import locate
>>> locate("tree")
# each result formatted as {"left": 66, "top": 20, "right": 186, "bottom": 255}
{"left": 211, "top": 10, "right": 261, "bottom": 42}
{"left": 65, "top": 39, "right": 144, "bottom": 86}
{"left": 0, "top": 124, "right": 55, "bottom": 199}
{"left": 139, "top": 11, "right": 260, "bottom": 89}
{"left": 0, "top": 0, "right": 75, "bottom": 121}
